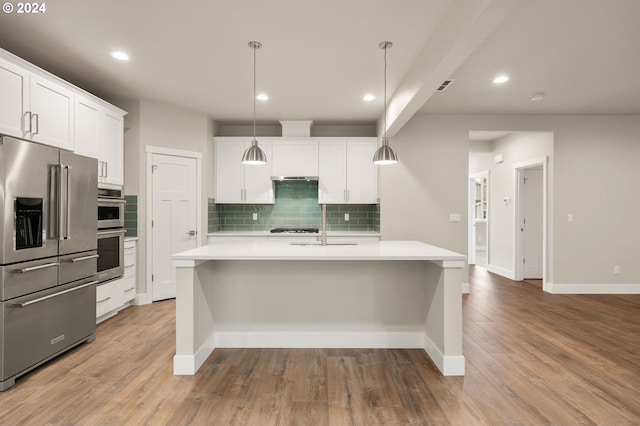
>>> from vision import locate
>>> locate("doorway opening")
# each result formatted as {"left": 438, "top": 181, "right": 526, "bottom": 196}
{"left": 468, "top": 171, "right": 489, "bottom": 269}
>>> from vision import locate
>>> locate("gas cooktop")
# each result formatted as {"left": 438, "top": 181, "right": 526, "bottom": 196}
{"left": 270, "top": 227, "right": 319, "bottom": 234}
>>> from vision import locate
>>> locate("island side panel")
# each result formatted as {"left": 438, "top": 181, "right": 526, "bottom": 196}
{"left": 423, "top": 261, "right": 465, "bottom": 376}
{"left": 174, "top": 260, "right": 216, "bottom": 375}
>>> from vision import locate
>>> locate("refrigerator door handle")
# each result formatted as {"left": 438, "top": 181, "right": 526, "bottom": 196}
{"left": 60, "top": 164, "right": 71, "bottom": 240}
{"left": 49, "top": 164, "right": 61, "bottom": 240}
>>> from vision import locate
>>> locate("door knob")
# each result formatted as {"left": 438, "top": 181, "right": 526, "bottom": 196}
{"left": 186, "top": 230, "right": 196, "bottom": 236}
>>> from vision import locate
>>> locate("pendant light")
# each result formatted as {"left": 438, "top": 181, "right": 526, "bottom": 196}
{"left": 373, "top": 41, "right": 398, "bottom": 165}
{"left": 242, "top": 41, "right": 267, "bottom": 165}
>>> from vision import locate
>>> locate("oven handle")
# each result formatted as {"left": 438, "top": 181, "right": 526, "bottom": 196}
{"left": 69, "top": 254, "right": 99, "bottom": 263}
{"left": 97, "top": 198, "right": 125, "bottom": 204}
{"left": 16, "top": 262, "right": 60, "bottom": 274}
{"left": 15, "top": 280, "right": 98, "bottom": 308}
{"left": 97, "top": 229, "right": 127, "bottom": 236}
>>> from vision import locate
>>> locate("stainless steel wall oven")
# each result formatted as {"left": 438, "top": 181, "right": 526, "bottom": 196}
{"left": 97, "top": 188, "right": 125, "bottom": 229}
{"left": 97, "top": 228, "right": 125, "bottom": 283}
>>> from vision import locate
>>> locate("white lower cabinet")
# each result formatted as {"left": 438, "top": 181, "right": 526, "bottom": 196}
{"left": 96, "top": 279, "right": 124, "bottom": 322}
{"left": 96, "top": 239, "right": 137, "bottom": 323}
{"left": 122, "top": 240, "right": 136, "bottom": 303}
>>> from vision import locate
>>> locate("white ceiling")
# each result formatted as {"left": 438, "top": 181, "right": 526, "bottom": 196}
{"left": 1, "top": 0, "right": 639, "bottom": 135}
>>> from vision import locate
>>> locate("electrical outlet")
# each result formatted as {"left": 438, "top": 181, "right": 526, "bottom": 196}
{"left": 568, "top": 214, "right": 574, "bottom": 223}
{"left": 344, "top": 213, "right": 349, "bottom": 221}
{"left": 614, "top": 265, "right": 621, "bottom": 275}
{"left": 252, "top": 212, "right": 258, "bottom": 221}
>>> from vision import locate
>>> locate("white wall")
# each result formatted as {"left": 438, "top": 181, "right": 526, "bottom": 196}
{"left": 382, "top": 114, "right": 640, "bottom": 292}
{"left": 118, "top": 99, "right": 214, "bottom": 300}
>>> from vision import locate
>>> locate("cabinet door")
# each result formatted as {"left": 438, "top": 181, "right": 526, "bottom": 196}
{"left": 29, "top": 74, "right": 74, "bottom": 150}
{"left": 0, "top": 57, "right": 29, "bottom": 138}
{"left": 74, "top": 96, "right": 100, "bottom": 158}
{"left": 100, "top": 111, "right": 124, "bottom": 185}
{"left": 215, "top": 138, "right": 246, "bottom": 203}
{"left": 346, "top": 140, "right": 377, "bottom": 204}
{"left": 272, "top": 140, "right": 318, "bottom": 176}
{"left": 244, "top": 140, "right": 274, "bottom": 203}
{"left": 318, "top": 140, "right": 347, "bottom": 203}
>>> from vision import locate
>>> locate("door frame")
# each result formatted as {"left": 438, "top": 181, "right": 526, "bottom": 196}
{"left": 513, "top": 156, "right": 548, "bottom": 285}
{"left": 468, "top": 170, "right": 490, "bottom": 266}
{"left": 145, "top": 145, "right": 202, "bottom": 302}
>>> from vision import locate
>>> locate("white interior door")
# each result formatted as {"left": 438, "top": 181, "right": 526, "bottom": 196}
{"left": 521, "top": 168, "right": 543, "bottom": 279}
{"left": 151, "top": 153, "right": 197, "bottom": 301}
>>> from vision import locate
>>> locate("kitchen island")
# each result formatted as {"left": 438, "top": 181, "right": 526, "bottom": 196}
{"left": 172, "top": 240, "right": 466, "bottom": 376}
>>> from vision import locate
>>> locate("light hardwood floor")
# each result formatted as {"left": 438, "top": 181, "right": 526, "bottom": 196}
{"left": 1, "top": 267, "right": 639, "bottom": 425}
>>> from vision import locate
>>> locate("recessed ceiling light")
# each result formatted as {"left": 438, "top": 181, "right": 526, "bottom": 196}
{"left": 256, "top": 94, "right": 269, "bottom": 101}
{"left": 111, "top": 51, "right": 129, "bottom": 61}
{"left": 363, "top": 94, "right": 375, "bottom": 101}
{"left": 493, "top": 75, "right": 509, "bottom": 84}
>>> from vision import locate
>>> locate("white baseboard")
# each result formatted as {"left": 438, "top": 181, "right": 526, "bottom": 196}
{"left": 461, "top": 282, "right": 471, "bottom": 294}
{"left": 174, "top": 331, "right": 465, "bottom": 377}
{"left": 133, "top": 293, "right": 152, "bottom": 305}
{"left": 423, "top": 334, "right": 465, "bottom": 376}
{"left": 486, "top": 264, "right": 515, "bottom": 280}
{"left": 544, "top": 282, "right": 640, "bottom": 294}
{"left": 214, "top": 331, "right": 425, "bottom": 349}
{"left": 173, "top": 334, "right": 216, "bottom": 375}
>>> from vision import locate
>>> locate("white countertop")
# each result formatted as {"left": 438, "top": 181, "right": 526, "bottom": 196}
{"left": 173, "top": 240, "right": 466, "bottom": 263}
{"left": 208, "top": 231, "right": 381, "bottom": 238}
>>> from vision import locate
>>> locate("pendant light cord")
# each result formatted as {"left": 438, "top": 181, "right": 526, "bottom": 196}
{"left": 383, "top": 43, "right": 387, "bottom": 146}
{"left": 253, "top": 42, "right": 257, "bottom": 142}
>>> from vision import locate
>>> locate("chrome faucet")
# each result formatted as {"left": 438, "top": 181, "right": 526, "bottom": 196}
{"left": 317, "top": 203, "right": 328, "bottom": 246}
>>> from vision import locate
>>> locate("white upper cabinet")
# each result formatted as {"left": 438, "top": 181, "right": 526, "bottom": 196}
{"left": 0, "top": 57, "right": 29, "bottom": 137}
{"left": 272, "top": 140, "right": 318, "bottom": 176}
{"left": 0, "top": 56, "right": 74, "bottom": 150}
{"left": 75, "top": 97, "right": 125, "bottom": 186}
{"left": 318, "top": 138, "right": 377, "bottom": 204}
{"left": 74, "top": 96, "right": 101, "bottom": 158}
{"left": 344, "top": 139, "right": 377, "bottom": 204}
{"left": 29, "top": 74, "right": 75, "bottom": 150}
{"left": 215, "top": 137, "right": 274, "bottom": 204}
{"left": 318, "top": 140, "right": 348, "bottom": 204}
{"left": 99, "top": 110, "right": 124, "bottom": 186}
{"left": 1, "top": 49, "right": 126, "bottom": 185}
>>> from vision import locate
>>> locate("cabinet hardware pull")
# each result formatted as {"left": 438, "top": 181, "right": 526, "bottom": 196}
{"left": 125, "top": 287, "right": 135, "bottom": 292}
{"left": 69, "top": 254, "right": 99, "bottom": 263}
{"left": 16, "top": 280, "right": 98, "bottom": 308}
{"left": 32, "top": 113, "right": 39, "bottom": 135}
{"left": 97, "top": 296, "right": 112, "bottom": 304}
{"left": 16, "top": 262, "right": 59, "bottom": 274}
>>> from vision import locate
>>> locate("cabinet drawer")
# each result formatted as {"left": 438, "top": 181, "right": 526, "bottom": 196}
{"left": 96, "top": 278, "right": 123, "bottom": 318}
{"left": 121, "top": 276, "right": 136, "bottom": 303}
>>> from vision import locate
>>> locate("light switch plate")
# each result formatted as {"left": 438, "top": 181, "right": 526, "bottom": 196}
{"left": 344, "top": 213, "right": 349, "bottom": 221}
{"left": 449, "top": 213, "right": 461, "bottom": 222}
{"left": 252, "top": 212, "right": 258, "bottom": 221}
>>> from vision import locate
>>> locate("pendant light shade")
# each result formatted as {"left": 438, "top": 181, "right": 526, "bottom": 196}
{"left": 372, "top": 139, "right": 398, "bottom": 165}
{"left": 242, "top": 41, "right": 267, "bottom": 165}
{"left": 242, "top": 139, "right": 267, "bottom": 164}
{"left": 373, "top": 41, "right": 398, "bottom": 165}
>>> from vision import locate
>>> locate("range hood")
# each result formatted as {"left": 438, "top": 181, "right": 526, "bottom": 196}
{"left": 271, "top": 176, "right": 318, "bottom": 181}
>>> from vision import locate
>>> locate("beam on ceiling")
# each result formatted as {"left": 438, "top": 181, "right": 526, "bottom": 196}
{"left": 382, "top": 0, "right": 523, "bottom": 137}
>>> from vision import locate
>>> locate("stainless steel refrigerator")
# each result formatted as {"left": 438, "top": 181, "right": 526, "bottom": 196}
{"left": 0, "top": 135, "right": 98, "bottom": 391}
